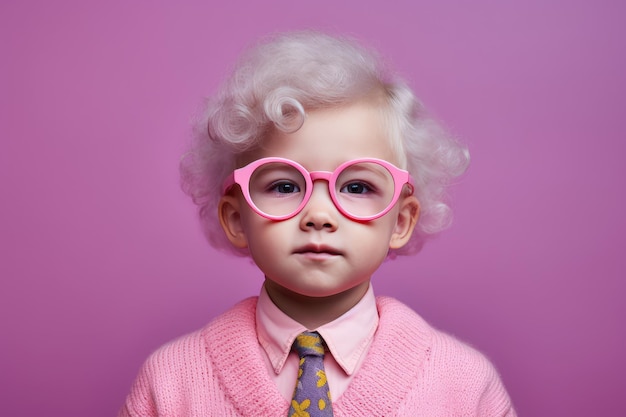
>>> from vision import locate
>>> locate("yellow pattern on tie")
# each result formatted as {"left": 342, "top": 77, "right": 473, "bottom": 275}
{"left": 288, "top": 332, "right": 334, "bottom": 417}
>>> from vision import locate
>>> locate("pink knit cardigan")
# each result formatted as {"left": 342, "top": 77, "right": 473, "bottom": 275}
{"left": 119, "top": 296, "right": 516, "bottom": 416}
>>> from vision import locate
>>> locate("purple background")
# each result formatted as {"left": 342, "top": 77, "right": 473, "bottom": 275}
{"left": 2, "top": 1, "right": 624, "bottom": 416}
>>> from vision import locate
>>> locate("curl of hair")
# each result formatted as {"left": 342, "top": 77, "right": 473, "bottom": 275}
{"left": 180, "top": 31, "right": 470, "bottom": 257}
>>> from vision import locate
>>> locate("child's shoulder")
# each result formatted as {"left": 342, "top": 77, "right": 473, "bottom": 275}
{"left": 375, "top": 295, "right": 501, "bottom": 377}
{"left": 141, "top": 297, "right": 258, "bottom": 371}
{"left": 374, "top": 296, "right": 513, "bottom": 413}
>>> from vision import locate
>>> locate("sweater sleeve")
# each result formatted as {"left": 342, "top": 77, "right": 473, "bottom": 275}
{"left": 118, "top": 352, "right": 162, "bottom": 417}
{"left": 117, "top": 330, "right": 215, "bottom": 417}
{"left": 473, "top": 351, "right": 516, "bottom": 417}
{"left": 424, "top": 330, "right": 516, "bottom": 417}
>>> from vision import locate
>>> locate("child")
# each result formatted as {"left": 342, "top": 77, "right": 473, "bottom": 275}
{"left": 120, "top": 31, "right": 515, "bottom": 416}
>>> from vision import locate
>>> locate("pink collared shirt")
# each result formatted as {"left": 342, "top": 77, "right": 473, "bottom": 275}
{"left": 255, "top": 284, "right": 379, "bottom": 401}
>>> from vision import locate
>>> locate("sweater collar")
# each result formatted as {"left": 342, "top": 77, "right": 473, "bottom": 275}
{"left": 204, "top": 296, "right": 432, "bottom": 416}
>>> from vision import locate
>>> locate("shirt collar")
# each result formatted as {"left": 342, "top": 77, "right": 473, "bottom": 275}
{"left": 256, "top": 284, "right": 379, "bottom": 376}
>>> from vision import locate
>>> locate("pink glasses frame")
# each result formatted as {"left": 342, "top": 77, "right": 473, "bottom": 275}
{"left": 222, "top": 157, "right": 415, "bottom": 221}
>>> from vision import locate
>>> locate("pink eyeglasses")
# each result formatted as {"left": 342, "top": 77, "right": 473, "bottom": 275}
{"left": 222, "top": 157, "right": 414, "bottom": 221}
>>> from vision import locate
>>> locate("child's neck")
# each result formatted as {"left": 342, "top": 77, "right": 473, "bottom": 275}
{"left": 263, "top": 279, "right": 371, "bottom": 330}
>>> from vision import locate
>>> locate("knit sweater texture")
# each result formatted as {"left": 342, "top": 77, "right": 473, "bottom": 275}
{"left": 119, "top": 296, "right": 516, "bottom": 416}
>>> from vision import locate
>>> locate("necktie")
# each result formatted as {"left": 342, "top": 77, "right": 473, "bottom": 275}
{"left": 288, "top": 331, "right": 334, "bottom": 417}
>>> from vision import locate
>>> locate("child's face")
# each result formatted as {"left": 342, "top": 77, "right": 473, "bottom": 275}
{"left": 219, "top": 101, "right": 419, "bottom": 305}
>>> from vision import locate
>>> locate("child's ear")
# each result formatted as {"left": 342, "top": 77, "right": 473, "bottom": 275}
{"left": 218, "top": 195, "right": 248, "bottom": 249}
{"left": 389, "top": 195, "right": 420, "bottom": 249}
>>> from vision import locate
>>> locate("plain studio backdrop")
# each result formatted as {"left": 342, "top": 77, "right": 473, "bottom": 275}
{"left": 1, "top": 1, "right": 624, "bottom": 416}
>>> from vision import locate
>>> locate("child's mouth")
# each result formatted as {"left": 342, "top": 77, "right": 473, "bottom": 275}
{"left": 294, "top": 244, "right": 343, "bottom": 258}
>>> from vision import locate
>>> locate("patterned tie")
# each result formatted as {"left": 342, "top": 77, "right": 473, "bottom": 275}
{"left": 288, "top": 331, "right": 334, "bottom": 417}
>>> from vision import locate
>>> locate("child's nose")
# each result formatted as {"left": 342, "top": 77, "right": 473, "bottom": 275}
{"left": 299, "top": 182, "right": 338, "bottom": 231}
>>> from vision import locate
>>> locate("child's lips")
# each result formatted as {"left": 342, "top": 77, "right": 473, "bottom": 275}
{"left": 293, "top": 244, "right": 343, "bottom": 258}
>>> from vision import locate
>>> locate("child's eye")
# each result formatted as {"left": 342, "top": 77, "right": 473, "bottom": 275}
{"left": 269, "top": 181, "right": 301, "bottom": 194}
{"left": 340, "top": 181, "right": 373, "bottom": 194}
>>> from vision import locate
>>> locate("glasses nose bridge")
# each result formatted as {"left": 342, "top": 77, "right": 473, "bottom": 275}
{"left": 308, "top": 170, "right": 335, "bottom": 198}
{"left": 309, "top": 170, "right": 333, "bottom": 184}
{"left": 305, "top": 170, "right": 337, "bottom": 210}
{"left": 305, "top": 169, "right": 333, "bottom": 197}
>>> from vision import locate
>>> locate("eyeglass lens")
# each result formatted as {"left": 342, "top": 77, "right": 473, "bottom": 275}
{"left": 248, "top": 161, "right": 396, "bottom": 218}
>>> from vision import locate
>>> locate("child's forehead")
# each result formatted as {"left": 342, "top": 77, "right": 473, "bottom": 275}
{"left": 239, "top": 104, "right": 400, "bottom": 170}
